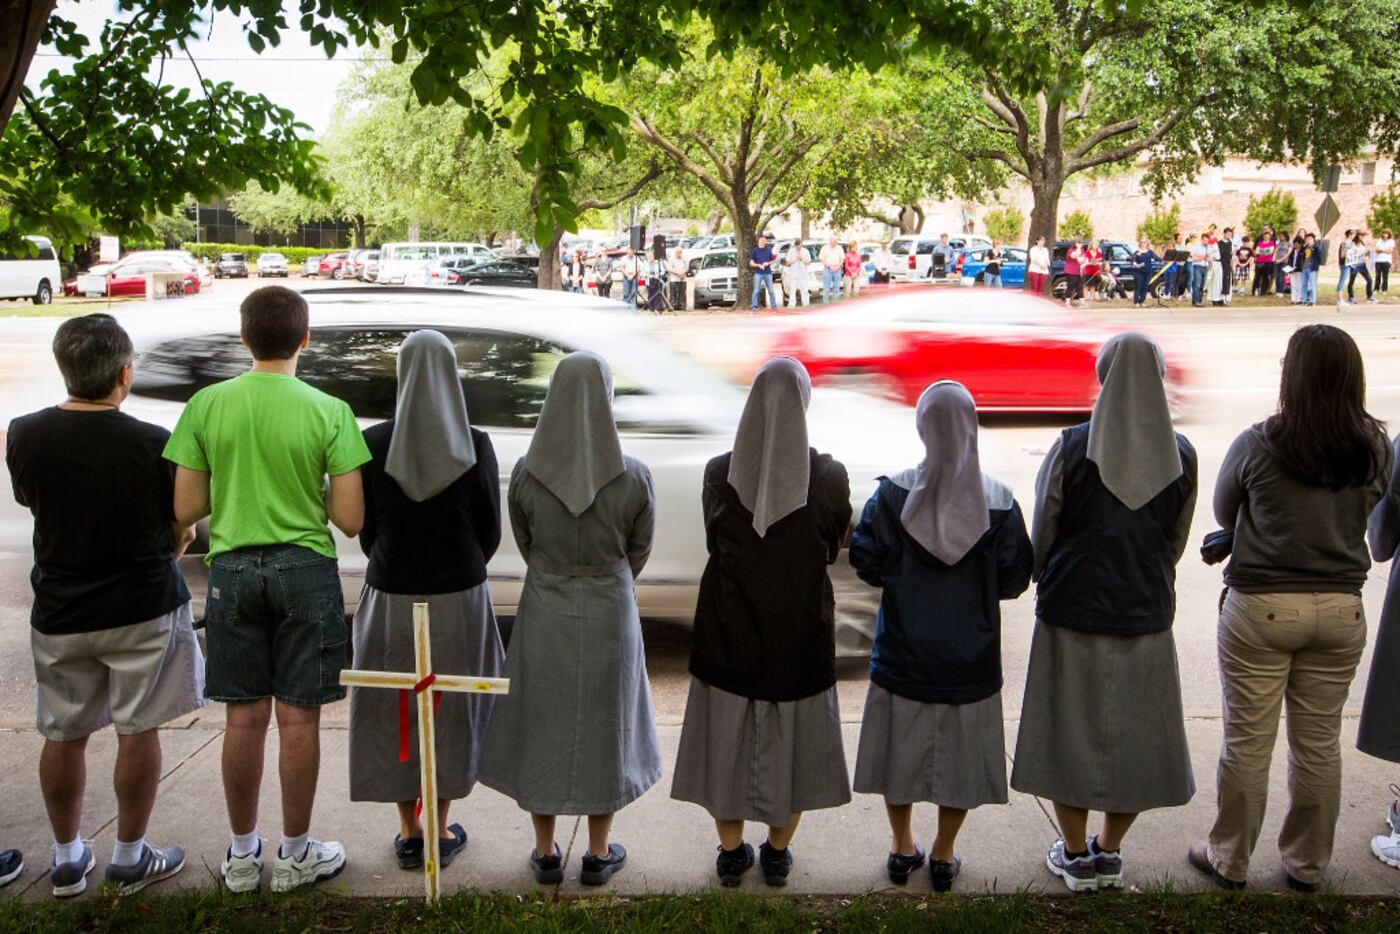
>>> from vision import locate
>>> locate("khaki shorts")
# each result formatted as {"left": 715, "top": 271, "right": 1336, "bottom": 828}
{"left": 32, "top": 602, "right": 207, "bottom": 741}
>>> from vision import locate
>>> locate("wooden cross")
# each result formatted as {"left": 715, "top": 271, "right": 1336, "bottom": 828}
{"left": 340, "top": 602, "right": 510, "bottom": 903}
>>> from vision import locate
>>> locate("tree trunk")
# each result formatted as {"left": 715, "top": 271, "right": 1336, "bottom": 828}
{"left": 800, "top": 207, "right": 812, "bottom": 240}
{"left": 734, "top": 204, "right": 758, "bottom": 309}
{"left": 898, "top": 204, "right": 926, "bottom": 235}
{"left": 537, "top": 225, "right": 565, "bottom": 290}
{"left": 353, "top": 214, "right": 366, "bottom": 249}
{"left": 1026, "top": 176, "right": 1064, "bottom": 296}
{"left": 0, "top": 0, "right": 56, "bottom": 138}
{"left": 484, "top": 231, "right": 497, "bottom": 248}
{"left": 707, "top": 210, "right": 725, "bottom": 234}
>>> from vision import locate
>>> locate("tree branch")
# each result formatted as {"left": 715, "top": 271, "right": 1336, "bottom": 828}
{"left": 971, "top": 114, "right": 1018, "bottom": 136}
{"left": 685, "top": 130, "right": 732, "bottom": 185}
{"left": 1066, "top": 97, "right": 1209, "bottom": 174}
{"left": 631, "top": 113, "right": 735, "bottom": 213}
{"left": 753, "top": 134, "right": 820, "bottom": 217}
{"left": 952, "top": 144, "right": 1031, "bottom": 181}
{"left": 758, "top": 181, "right": 811, "bottom": 234}
{"left": 1069, "top": 116, "right": 1144, "bottom": 159}
{"left": 577, "top": 160, "right": 663, "bottom": 211}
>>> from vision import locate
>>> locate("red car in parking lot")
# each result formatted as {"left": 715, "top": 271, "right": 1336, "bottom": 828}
{"left": 764, "top": 289, "right": 1185, "bottom": 412}
{"left": 318, "top": 252, "right": 351, "bottom": 279}
{"left": 66, "top": 261, "right": 202, "bottom": 298}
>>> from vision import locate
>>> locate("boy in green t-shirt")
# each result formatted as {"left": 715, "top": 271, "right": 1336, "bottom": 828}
{"left": 164, "top": 286, "right": 370, "bottom": 894}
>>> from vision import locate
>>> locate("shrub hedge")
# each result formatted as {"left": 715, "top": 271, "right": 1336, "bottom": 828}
{"left": 179, "top": 243, "right": 348, "bottom": 265}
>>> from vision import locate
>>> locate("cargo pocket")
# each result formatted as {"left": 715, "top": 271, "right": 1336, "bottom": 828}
{"left": 317, "top": 595, "right": 349, "bottom": 691}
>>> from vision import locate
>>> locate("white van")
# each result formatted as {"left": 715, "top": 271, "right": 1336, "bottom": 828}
{"left": 0, "top": 236, "right": 61, "bottom": 305}
{"left": 888, "top": 234, "right": 992, "bottom": 281}
{"left": 376, "top": 242, "right": 494, "bottom": 284}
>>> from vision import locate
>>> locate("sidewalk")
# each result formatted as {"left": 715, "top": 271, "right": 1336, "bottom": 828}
{"left": 3, "top": 716, "right": 1398, "bottom": 900}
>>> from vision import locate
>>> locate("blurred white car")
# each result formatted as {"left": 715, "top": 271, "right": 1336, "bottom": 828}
{"left": 406, "top": 256, "right": 480, "bottom": 287}
{"left": 105, "top": 287, "right": 920, "bottom": 653}
{"left": 256, "top": 252, "right": 289, "bottom": 277}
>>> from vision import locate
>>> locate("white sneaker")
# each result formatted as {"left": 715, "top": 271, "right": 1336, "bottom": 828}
{"left": 221, "top": 839, "right": 264, "bottom": 893}
{"left": 271, "top": 838, "right": 346, "bottom": 893}
{"left": 1373, "top": 831, "right": 1400, "bottom": 869}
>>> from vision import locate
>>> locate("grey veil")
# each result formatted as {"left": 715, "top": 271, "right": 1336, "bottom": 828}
{"left": 1087, "top": 331, "right": 1182, "bottom": 510}
{"left": 728, "top": 356, "right": 812, "bottom": 537}
{"left": 386, "top": 329, "right": 477, "bottom": 502}
{"left": 523, "top": 351, "right": 626, "bottom": 516}
{"left": 891, "top": 381, "right": 990, "bottom": 565}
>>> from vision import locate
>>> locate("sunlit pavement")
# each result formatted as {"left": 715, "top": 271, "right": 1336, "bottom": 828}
{"left": 2, "top": 289, "right": 1399, "bottom": 896}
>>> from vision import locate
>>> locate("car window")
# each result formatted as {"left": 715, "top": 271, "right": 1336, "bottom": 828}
{"left": 1005, "top": 247, "right": 1028, "bottom": 263}
{"left": 889, "top": 240, "right": 912, "bottom": 256}
{"left": 915, "top": 241, "right": 936, "bottom": 255}
{"left": 702, "top": 251, "right": 737, "bottom": 269}
{"left": 1106, "top": 244, "right": 1132, "bottom": 262}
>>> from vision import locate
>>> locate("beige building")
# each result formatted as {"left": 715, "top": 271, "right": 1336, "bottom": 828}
{"left": 929, "top": 156, "right": 1397, "bottom": 243}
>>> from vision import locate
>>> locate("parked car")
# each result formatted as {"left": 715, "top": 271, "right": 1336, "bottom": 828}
{"left": 451, "top": 259, "right": 537, "bottom": 288}
{"left": 0, "top": 235, "right": 61, "bottom": 305}
{"left": 256, "top": 252, "right": 289, "bottom": 277}
{"left": 318, "top": 252, "right": 352, "bottom": 279}
{"left": 300, "top": 255, "right": 322, "bottom": 277}
{"left": 213, "top": 253, "right": 248, "bottom": 278}
{"left": 121, "top": 250, "right": 211, "bottom": 288}
{"left": 112, "top": 287, "right": 920, "bottom": 654}
{"left": 407, "top": 256, "right": 483, "bottom": 287}
{"left": 1047, "top": 240, "right": 1150, "bottom": 298}
{"left": 889, "top": 234, "right": 992, "bottom": 282}
{"left": 73, "top": 261, "right": 201, "bottom": 298}
{"left": 765, "top": 289, "right": 1185, "bottom": 412}
{"left": 358, "top": 250, "right": 381, "bottom": 281}
{"left": 955, "top": 245, "right": 1029, "bottom": 288}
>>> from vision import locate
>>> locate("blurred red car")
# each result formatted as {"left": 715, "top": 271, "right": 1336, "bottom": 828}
{"left": 65, "top": 261, "right": 201, "bottom": 298}
{"left": 764, "top": 289, "right": 1185, "bottom": 412}
{"left": 318, "top": 252, "right": 351, "bottom": 278}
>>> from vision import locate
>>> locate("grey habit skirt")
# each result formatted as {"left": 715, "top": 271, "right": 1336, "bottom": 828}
{"left": 671, "top": 679, "right": 851, "bottom": 827}
{"left": 348, "top": 583, "right": 505, "bottom": 802}
{"left": 1010, "top": 621, "right": 1196, "bottom": 812}
{"left": 853, "top": 683, "right": 1007, "bottom": 809}
{"left": 1358, "top": 564, "right": 1400, "bottom": 762}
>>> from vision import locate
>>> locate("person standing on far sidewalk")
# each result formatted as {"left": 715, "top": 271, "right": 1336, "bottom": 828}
{"left": 7, "top": 314, "right": 205, "bottom": 898}
{"left": 1376, "top": 229, "right": 1394, "bottom": 295}
{"left": 750, "top": 234, "right": 777, "bottom": 312}
{"left": 1027, "top": 236, "right": 1051, "bottom": 296}
{"left": 843, "top": 242, "right": 864, "bottom": 298}
{"left": 820, "top": 236, "right": 845, "bottom": 303}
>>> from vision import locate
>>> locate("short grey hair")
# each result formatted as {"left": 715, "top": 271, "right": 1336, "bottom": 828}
{"left": 52, "top": 313, "right": 134, "bottom": 401}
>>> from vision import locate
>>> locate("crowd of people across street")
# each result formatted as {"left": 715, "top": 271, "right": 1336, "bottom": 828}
{"left": 5, "top": 289, "right": 1400, "bottom": 899}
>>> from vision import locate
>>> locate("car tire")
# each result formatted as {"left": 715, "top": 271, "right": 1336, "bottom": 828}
{"left": 32, "top": 280, "right": 53, "bottom": 305}
{"left": 1051, "top": 276, "right": 1068, "bottom": 299}
{"left": 332, "top": 267, "right": 345, "bottom": 280}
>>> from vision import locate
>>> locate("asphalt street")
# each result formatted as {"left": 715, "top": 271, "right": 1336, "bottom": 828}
{"left": 1, "top": 283, "right": 1399, "bottom": 898}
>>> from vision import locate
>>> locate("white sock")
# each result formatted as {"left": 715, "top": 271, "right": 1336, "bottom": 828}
{"left": 230, "top": 830, "right": 259, "bottom": 858}
{"left": 53, "top": 836, "right": 84, "bottom": 865}
{"left": 111, "top": 837, "right": 145, "bottom": 867}
{"left": 280, "top": 833, "right": 309, "bottom": 861}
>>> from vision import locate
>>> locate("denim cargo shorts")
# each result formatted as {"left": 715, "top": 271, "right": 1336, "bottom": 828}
{"left": 205, "top": 545, "right": 348, "bottom": 706}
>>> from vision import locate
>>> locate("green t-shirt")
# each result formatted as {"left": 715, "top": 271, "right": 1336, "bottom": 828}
{"left": 163, "top": 372, "right": 371, "bottom": 562}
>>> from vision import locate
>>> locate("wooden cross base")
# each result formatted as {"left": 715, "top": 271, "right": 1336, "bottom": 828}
{"left": 340, "top": 602, "right": 509, "bottom": 903}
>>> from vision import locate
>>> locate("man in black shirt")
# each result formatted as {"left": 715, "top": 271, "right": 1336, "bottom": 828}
{"left": 6, "top": 314, "right": 203, "bottom": 898}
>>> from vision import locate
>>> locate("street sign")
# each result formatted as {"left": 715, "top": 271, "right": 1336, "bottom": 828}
{"left": 1315, "top": 195, "right": 1340, "bottom": 238}
{"left": 1322, "top": 164, "right": 1342, "bottom": 193}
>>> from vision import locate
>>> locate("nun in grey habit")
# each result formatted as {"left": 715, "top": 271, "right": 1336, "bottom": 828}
{"left": 849, "top": 381, "right": 1033, "bottom": 891}
{"left": 1359, "top": 437, "right": 1400, "bottom": 787}
{"left": 349, "top": 329, "right": 504, "bottom": 871}
{"left": 477, "top": 351, "right": 660, "bottom": 888}
{"left": 1010, "top": 332, "right": 1198, "bottom": 892}
{"left": 671, "top": 356, "right": 853, "bottom": 888}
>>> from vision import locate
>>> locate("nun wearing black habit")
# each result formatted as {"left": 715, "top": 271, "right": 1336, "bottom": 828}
{"left": 348, "top": 329, "right": 505, "bottom": 872}
{"left": 671, "top": 356, "right": 853, "bottom": 888}
{"left": 1010, "top": 331, "right": 1198, "bottom": 893}
{"left": 849, "top": 381, "right": 1033, "bottom": 892}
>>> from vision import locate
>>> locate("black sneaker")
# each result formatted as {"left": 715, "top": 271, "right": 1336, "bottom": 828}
{"left": 530, "top": 845, "right": 563, "bottom": 885}
{"left": 580, "top": 843, "right": 627, "bottom": 886}
{"left": 930, "top": 855, "right": 961, "bottom": 893}
{"left": 1286, "top": 873, "right": 1318, "bottom": 893}
{"left": 716, "top": 843, "right": 754, "bottom": 887}
{"left": 1188, "top": 843, "right": 1244, "bottom": 890}
{"left": 440, "top": 824, "right": 468, "bottom": 869}
{"left": 758, "top": 841, "right": 792, "bottom": 887}
{"left": 103, "top": 843, "right": 186, "bottom": 895}
{"left": 0, "top": 849, "right": 22, "bottom": 888}
{"left": 395, "top": 835, "right": 424, "bottom": 871}
{"left": 887, "top": 846, "right": 926, "bottom": 885}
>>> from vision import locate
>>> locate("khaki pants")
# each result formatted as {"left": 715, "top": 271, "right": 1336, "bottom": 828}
{"left": 1208, "top": 590, "right": 1366, "bottom": 884}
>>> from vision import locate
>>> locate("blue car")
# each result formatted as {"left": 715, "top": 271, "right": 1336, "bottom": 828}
{"left": 955, "top": 245, "right": 1028, "bottom": 288}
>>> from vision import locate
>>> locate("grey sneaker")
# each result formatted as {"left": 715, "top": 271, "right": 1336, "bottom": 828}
{"left": 271, "top": 838, "right": 346, "bottom": 893}
{"left": 1090, "top": 836, "right": 1123, "bottom": 890}
{"left": 1046, "top": 839, "right": 1097, "bottom": 893}
{"left": 0, "top": 849, "right": 23, "bottom": 888}
{"left": 221, "top": 839, "right": 264, "bottom": 894}
{"left": 50, "top": 843, "right": 94, "bottom": 898}
{"left": 104, "top": 843, "right": 185, "bottom": 895}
